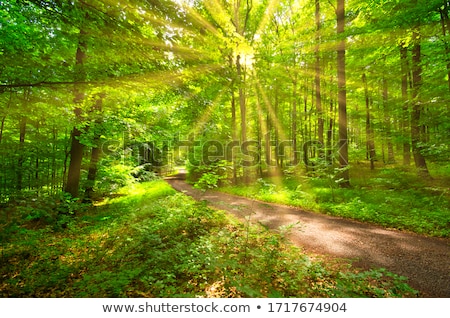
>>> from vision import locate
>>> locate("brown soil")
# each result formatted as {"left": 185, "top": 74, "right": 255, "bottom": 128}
{"left": 165, "top": 172, "right": 450, "bottom": 298}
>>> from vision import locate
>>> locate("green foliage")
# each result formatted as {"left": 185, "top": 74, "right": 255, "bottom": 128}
{"left": 191, "top": 160, "right": 231, "bottom": 190}
{"left": 131, "top": 164, "right": 159, "bottom": 182}
{"left": 220, "top": 166, "right": 450, "bottom": 237}
{"left": 0, "top": 180, "right": 418, "bottom": 297}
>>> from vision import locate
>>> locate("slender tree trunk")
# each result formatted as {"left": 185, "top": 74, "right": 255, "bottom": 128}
{"left": 85, "top": 97, "right": 103, "bottom": 199}
{"left": 256, "top": 94, "right": 263, "bottom": 177}
{"left": 65, "top": 28, "right": 87, "bottom": 198}
{"left": 411, "top": 29, "right": 430, "bottom": 177}
{"left": 303, "top": 79, "right": 309, "bottom": 169}
{"left": 315, "top": 0, "right": 324, "bottom": 157}
{"left": 400, "top": 44, "right": 411, "bottom": 166}
{"left": 236, "top": 54, "right": 248, "bottom": 180}
{"left": 383, "top": 77, "right": 395, "bottom": 163}
{"left": 274, "top": 86, "right": 280, "bottom": 170}
{"left": 35, "top": 121, "right": 39, "bottom": 186}
{"left": 327, "top": 98, "right": 334, "bottom": 165}
{"left": 439, "top": 3, "right": 450, "bottom": 91}
{"left": 362, "top": 73, "right": 375, "bottom": 170}
{"left": 51, "top": 127, "right": 57, "bottom": 193}
{"left": 17, "top": 116, "right": 27, "bottom": 191}
{"left": 336, "top": 0, "right": 350, "bottom": 187}
{"left": 0, "top": 115, "right": 5, "bottom": 144}
{"left": 0, "top": 92, "right": 13, "bottom": 145}
{"left": 265, "top": 108, "right": 271, "bottom": 169}
{"left": 292, "top": 79, "right": 298, "bottom": 165}
{"left": 228, "top": 55, "right": 238, "bottom": 183}
{"left": 231, "top": 90, "right": 238, "bottom": 182}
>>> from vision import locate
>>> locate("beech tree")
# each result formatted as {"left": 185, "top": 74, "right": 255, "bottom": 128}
{"left": 1, "top": 0, "right": 448, "bottom": 202}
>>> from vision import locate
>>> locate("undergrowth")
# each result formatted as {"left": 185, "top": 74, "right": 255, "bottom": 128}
{"left": 1, "top": 180, "right": 418, "bottom": 297}
{"left": 220, "top": 166, "right": 450, "bottom": 237}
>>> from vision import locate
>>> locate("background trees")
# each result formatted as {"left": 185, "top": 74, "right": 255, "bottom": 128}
{"left": 1, "top": 0, "right": 448, "bottom": 202}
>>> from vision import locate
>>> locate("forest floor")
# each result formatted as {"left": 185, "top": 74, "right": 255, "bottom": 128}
{"left": 165, "top": 172, "right": 450, "bottom": 298}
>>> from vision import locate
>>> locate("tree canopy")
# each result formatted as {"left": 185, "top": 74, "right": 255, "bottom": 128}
{"left": 1, "top": 0, "right": 449, "bottom": 201}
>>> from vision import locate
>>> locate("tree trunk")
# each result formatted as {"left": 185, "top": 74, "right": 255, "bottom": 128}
{"left": 400, "top": 44, "right": 411, "bottom": 166}
{"left": 0, "top": 115, "right": 5, "bottom": 144}
{"left": 35, "top": 121, "right": 39, "bottom": 185}
{"left": 274, "top": 86, "right": 280, "bottom": 170}
{"left": 327, "top": 98, "right": 334, "bottom": 165}
{"left": 336, "top": 0, "right": 350, "bottom": 187}
{"left": 228, "top": 54, "right": 238, "bottom": 183}
{"left": 85, "top": 97, "right": 103, "bottom": 199}
{"left": 439, "top": 3, "right": 450, "bottom": 91}
{"left": 411, "top": 29, "right": 430, "bottom": 177}
{"left": 362, "top": 73, "right": 376, "bottom": 170}
{"left": 17, "top": 116, "right": 27, "bottom": 191}
{"left": 65, "top": 28, "right": 87, "bottom": 198}
{"left": 383, "top": 77, "right": 395, "bottom": 164}
{"left": 292, "top": 79, "right": 298, "bottom": 165}
{"left": 236, "top": 54, "right": 248, "bottom": 180}
{"left": 315, "top": 0, "right": 324, "bottom": 158}
{"left": 265, "top": 111, "right": 271, "bottom": 168}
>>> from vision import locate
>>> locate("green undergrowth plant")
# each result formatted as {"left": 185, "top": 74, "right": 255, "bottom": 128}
{"left": 219, "top": 166, "right": 450, "bottom": 237}
{"left": 1, "top": 180, "right": 418, "bottom": 297}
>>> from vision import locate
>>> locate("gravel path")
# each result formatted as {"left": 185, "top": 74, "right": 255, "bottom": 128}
{"left": 165, "top": 175, "right": 450, "bottom": 297}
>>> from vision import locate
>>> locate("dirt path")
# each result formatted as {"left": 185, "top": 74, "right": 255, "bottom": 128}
{"left": 165, "top": 174, "right": 450, "bottom": 297}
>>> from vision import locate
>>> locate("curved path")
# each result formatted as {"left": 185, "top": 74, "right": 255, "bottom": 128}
{"left": 165, "top": 175, "right": 450, "bottom": 297}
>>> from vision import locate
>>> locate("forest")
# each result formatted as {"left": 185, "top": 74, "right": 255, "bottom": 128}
{"left": 0, "top": 0, "right": 449, "bottom": 298}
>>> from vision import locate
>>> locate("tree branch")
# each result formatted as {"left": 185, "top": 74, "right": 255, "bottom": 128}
{"left": 0, "top": 81, "right": 92, "bottom": 89}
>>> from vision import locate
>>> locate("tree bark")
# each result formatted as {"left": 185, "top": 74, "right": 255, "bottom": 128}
{"left": 17, "top": 115, "right": 27, "bottom": 191}
{"left": 400, "top": 44, "right": 411, "bottom": 166}
{"left": 336, "top": 0, "right": 350, "bottom": 187}
{"left": 362, "top": 73, "right": 375, "bottom": 170}
{"left": 236, "top": 55, "right": 247, "bottom": 145}
{"left": 228, "top": 54, "right": 238, "bottom": 183}
{"left": 383, "top": 77, "right": 395, "bottom": 164}
{"left": 315, "top": 0, "right": 324, "bottom": 158}
{"left": 292, "top": 79, "right": 298, "bottom": 165}
{"left": 439, "top": 3, "right": 450, "bottom": 91}
{"left": 85, "top": 97, "right": 103, "bottom": 199}
{"left": 0, "top": 115, "right": 5, "bottom": 145}
{"left": 236, "top": 54, "right": 248, "bottom": 180}
{"left": 65, "top": 27, "right": 87, "bottom": 198}
{"left": 411, "top": 29, "right": 430, "bottom": 177}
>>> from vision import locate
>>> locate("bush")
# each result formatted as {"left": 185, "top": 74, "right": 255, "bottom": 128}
{"left": 190, "top": 160, "right": 231, "bottom": 190}
{"left": 131, "top": 164, "right": 159, "bottom": 182}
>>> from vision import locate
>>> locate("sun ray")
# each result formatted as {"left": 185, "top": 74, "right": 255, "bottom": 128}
{"left": 254, "top": 0, "right": 282, "bottom": 41}
{"left": 178, "top": 1, "right": 228, "bottom": 41}
{"left": 254, "top": 79, "right": 288, "bottom": 143}
{"left": 203, "top": 0, "right": 239, "bottom": 39}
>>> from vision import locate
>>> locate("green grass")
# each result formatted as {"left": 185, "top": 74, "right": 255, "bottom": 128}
{"left": 0, "top": 180, "right": 418, "bottom": 297}
{"left": 220, "top": 166, "right": 450, "bottom": 237}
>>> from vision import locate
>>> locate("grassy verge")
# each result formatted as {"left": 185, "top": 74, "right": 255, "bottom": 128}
{"left": 1, "top": 180, "right": 418, "bottom": 297}
{"left": 219, "top": 166, "right": 450, "bottom": 237}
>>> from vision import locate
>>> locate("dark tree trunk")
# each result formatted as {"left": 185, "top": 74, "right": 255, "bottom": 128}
{"left": 85, "top": 97, "right": 103, "bottom": 199}
{"left": 439, "top": 3, "right": 450, "bottom": 91}
{"left": 411, "top": 29, "right": 430, "bottom": 177}
{"left": 362, "top": 73, "right": 375, "bottom": 170}
{"left": 65, "top": 28, "right": 87, "bottom": 198}
{"left": 17, "top": 116, "right": 27, "bottom": 191}
{"left": 336, "top": 0, "right": 350, "bottom": 187}
{"left": 0, "top": 115, "right": 5, "bottom": 145}
{"left": 400, "top": 44, "right": 411, "bottom": 166}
